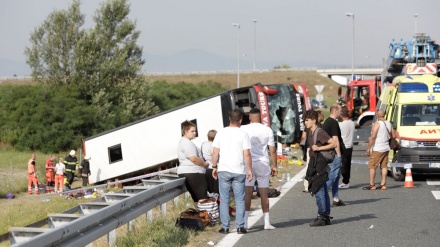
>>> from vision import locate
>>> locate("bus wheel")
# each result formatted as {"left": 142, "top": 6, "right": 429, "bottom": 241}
{"left": 391, "top": 166, "right": 405, "bottom": 181}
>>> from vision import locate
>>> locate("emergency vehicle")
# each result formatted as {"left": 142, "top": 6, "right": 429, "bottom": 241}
{"left": 337, "top": 78, "right": 381, "bottom": 128}
{"left": 376, "top": 64, "right": 440, "bottom": 180}
{"left": 84, "top": 83, "right": 303, "bottom": 184}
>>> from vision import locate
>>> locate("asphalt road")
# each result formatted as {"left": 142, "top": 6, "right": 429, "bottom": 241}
{"left": 216, "top": 143, "right": 440, "bottom": 247}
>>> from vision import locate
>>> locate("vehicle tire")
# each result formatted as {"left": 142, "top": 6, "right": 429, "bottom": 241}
{"left": 391, "top": 166, "right": 405, "bottom": 181}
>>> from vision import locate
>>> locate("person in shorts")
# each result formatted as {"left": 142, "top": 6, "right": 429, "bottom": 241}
{"left": 364, "top": 110, "right": 393, "bottom": 190}
{"left": 241, "top": 108, "right": 278, "bottom": 230}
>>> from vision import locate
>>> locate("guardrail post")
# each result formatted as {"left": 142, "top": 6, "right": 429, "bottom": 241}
{"left": 147, "top": 210, "right": 153, "bottom": 222}
{"left": 161, "top": 203, "right": 167, "bottom": 216}
{"left": 128, "top": 220, "right": 135, "bottom": 232}
{"left": 184, "top": 192, "right": 190, "bottom": 199}
{"left": 85, "top": 243, "right": 92, "bottom": 247}
{"left": 108, "top": 229, "right": 116, "bottom": 247}
{"left": 173, "top": 197, "right": 179, "bottom": 206}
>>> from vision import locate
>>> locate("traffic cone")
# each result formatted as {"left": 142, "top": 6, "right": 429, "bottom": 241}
{"left": 404, "top": 168, "right": 414, "bottom": 188}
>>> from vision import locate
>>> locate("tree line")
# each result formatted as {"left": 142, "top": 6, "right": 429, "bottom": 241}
{"left": 0, "top": 0, "right": 226, "bottom": 153}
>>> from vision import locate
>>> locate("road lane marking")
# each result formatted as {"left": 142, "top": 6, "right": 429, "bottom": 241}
{"left": 426, "top": 179, "right": 440, "bottom": 186}
{"left": 431, "top": 191, "right": 440, "bottom": 200}
{"left": 215, "top": 166, "right": 307, "bottom": 247}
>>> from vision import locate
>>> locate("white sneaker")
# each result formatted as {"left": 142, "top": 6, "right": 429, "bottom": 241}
{"left": 338, "top": 183, "right": 350, "bottom": 189}
{"left": 264, "top": 224, "right": 276, "bottom": 230}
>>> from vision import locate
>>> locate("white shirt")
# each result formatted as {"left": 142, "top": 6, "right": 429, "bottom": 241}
{"left": 373, "top": 120, "right": 392, "bottom": 152}
{"left": 339, "top": 119, "right": 355, "bottom": 149}
{"left": 212, "top": 126, "right": 251, "bottom": 175}
{"left": 55, "top": 162, "right": 65, "bottom": 175}
{"left": 241, "top": 122, "right": 275, "bottom": 165}
{"left": 201, "top": 141, "right": 214, "bottom": 168}
{"left": 177, "top": 137, "right": 206, "bottom": 174}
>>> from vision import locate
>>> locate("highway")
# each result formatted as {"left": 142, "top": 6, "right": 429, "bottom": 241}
{"left": 216, "top": 143, "right": 440, "bottom": 247}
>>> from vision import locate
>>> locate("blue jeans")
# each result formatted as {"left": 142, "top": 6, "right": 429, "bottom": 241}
{"left": 218, "top": 171, "right": 246, "bottom": 229}
{"left": 315, "top": 182, "right": 331, "bottom": 216}
{"left": 326, "top": 155, "right": 342, "bottom": 200}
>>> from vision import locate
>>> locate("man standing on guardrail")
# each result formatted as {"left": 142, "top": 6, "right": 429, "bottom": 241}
{"left": 212, "top": 109, "right": 253, "bottom": 234}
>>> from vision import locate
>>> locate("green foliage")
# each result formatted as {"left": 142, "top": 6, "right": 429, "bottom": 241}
{"left": 0, "top": 84, "right": 96, "bottom": 152}
{"left": 273, "top": 64, "right": 291, "bottom": 69}
{"left": 25, "top": 0, "right": 84, "bottom": 85}
{"left": 149, "top": 80, "right": 227, "bottom": 111}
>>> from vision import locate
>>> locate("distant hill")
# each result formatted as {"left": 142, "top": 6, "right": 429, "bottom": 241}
{"left": 0, "top": 49, "right": 332, "bottom": 77}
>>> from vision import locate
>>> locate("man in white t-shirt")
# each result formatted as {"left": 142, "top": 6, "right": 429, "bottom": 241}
{"left": 212, "top": 109, "right": 252, "bottom": 234}
{"left": 241, "top": 108, "right": 278, "bottom": 230}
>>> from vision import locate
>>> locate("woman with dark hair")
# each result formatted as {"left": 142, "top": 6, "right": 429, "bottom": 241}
{"left": 177, "top": 120, "right": 209, "bottom": 207}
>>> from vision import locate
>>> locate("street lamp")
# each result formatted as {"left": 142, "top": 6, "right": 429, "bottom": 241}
{"left": 232, "top": 23, "right": 240, "bottom": 88}
{"left": 345, "top": 12, "right": 354, "bottom": 81}
{"left": 414, "top": 14, "right": 418, "bottom": 33}
{"left": 253, "top": 19, "right": 258, "bottom": 71}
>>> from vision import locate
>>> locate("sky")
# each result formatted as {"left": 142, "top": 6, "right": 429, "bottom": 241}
{"left": 1, "top": 0, "right": 439, "bottom": 76}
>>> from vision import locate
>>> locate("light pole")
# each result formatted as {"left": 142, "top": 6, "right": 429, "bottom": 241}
{"left": 232, "top": 23, "right": 240, "bottom": 88}
{"left": 414, "top": 14, "right": 418, "bottom": 33}
{"left": 253, "top": 19, "right": 258, "bottom": 71}
{"left": 346, "top": 12, "right": 354, "bottom": 81}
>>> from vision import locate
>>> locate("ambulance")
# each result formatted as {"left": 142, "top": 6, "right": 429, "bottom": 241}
{"left": 376, "top": 63, "right": 440, "bottom": 180}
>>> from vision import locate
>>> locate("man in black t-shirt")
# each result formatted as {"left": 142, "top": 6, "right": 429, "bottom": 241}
{"left": 322, "top": 104, "right": 346, "bottom": 207}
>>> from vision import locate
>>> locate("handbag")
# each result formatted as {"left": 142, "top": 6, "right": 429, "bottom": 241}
{"left": 176, "top": 208, "right": 209, "bottom": 231}
{"left": 197, "top": 198, "right": 219, "bottom": 225}
{"left": 382, "top": 121, "right": 401, "bottom": 151}
{"left": 312, "top": 128, "right": 335, "bottom": 163}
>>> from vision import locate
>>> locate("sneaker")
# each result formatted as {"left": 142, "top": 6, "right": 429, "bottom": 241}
{"left": 376, "top": 184, "right": 387, "bottom": 190}
{"left": 218, "top": 228, "right": 229, "bottom": 234}
{"left": 264, "top": 224, "right": 276, "bottom": 230}
{"left": 332, "top": 199, "right": 346, "bottom": 207}
{"left": 362, "top": 184, "right": 376, "bottom": 190}
{"left": 338, "top": 183, "right": 350, "bottom": 189}
{"left": 324, "top": 216, "right": 333, "bottom": 225}
{"left": 309, "top": 216, "right": 326, "bottom": 227}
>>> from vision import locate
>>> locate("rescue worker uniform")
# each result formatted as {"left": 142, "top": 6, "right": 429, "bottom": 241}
{"left": 45, "top": 157, "right": 55, "bottom": 187}
{"left": 64, "top": 150, "right": 78, "bottom": 189}
{"left": 27, "top": 155, "right": 39, "bottom": 195}
{"left": 79, "top": 156, "right": 91, "bottom": 187}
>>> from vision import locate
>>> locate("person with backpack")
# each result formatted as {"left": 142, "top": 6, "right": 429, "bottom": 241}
{"left": 304, "top": 110, "right": 336, "bottom": 227}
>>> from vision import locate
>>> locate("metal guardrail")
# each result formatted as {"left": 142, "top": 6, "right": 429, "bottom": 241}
{"left": 9, "top": 173, "right": 186, "bottom": 247}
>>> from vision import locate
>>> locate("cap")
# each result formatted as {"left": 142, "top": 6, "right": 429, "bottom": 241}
{"left": 69, "top": 150, "right": 76, "bottom": 156}
{"left": 84, "top": 155, "right": 91, "bottom": 160}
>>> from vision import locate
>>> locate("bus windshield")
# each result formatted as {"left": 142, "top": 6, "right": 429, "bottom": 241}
{"left": 401, "top": 104, "right": 440, "bottom": 126}
{"left": 266, "top": 84, "right": 300, "bottom": 144}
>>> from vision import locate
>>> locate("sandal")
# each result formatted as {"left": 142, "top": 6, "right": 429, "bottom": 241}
{"left": 362, "top": 184, "right": 376, "bottom": 190}
{"left": 376, "top": 184, "right": 387, "bottom": 190}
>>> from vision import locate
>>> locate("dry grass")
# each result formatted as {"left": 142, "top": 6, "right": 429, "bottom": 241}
{"left": 147, "top": 70, "right": 338, "bottom": 98}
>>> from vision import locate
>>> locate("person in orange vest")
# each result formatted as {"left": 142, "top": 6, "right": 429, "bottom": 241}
{"left": 27, "top": 153, "right": 39, "bottom": 195}
{"left": 45, "top": 154, "right": 55, "bottom": 187}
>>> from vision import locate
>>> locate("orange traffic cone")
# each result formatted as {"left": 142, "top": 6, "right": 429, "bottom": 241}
{"left": 404, "top": 168, "right": 414, "bottom": 188}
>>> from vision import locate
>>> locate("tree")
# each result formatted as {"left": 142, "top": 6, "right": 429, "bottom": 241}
{"left": 25, "top": 0, "right": 84, "bottom": 85}
{"left": 74, "top": 0, "right": 157, "bottom": 123}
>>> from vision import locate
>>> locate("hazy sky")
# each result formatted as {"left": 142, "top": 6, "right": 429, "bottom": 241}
{"left": 1, "top": 0, "right": 439, "bottom": 75}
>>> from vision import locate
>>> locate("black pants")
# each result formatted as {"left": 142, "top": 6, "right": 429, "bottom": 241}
{"left": 82, "top": 176, "right": 88, "bottom": 186}
{"left": 66, "top": 171, "right": 74, "bottom": 186}
{"left": 341, "top": 147, "right": 353, "bottom": 184}
{"left": 205, "top": 168, "right": 219, "bottom": 194}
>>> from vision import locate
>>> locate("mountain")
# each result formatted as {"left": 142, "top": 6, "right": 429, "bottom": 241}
{"left": 0, "top": 49, "right": 331, "bottom": 77}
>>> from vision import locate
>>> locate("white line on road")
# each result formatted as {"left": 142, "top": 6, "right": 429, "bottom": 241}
{"left": 426, "top": 179, "right": 440, "bottom": 186}
{"left": 431, "top": 191, "right": 440, "bottom": 200}
{"left": 215, "top": 167, "right": 307, "bottom": 247}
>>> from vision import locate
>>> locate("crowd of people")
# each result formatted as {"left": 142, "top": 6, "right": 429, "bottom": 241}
{"left": 26, "top": 150, "right": 92, "bottom": 194}
{"left": 177, "top": 104, "right": 395, "bottom": 232}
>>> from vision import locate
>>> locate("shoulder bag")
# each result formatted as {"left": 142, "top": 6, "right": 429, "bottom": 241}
{"left": 313, "top": 128, "right": 335, "bottom": 163}
{"left": 382, "top": 121, "right": 400, "bottom": 151}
